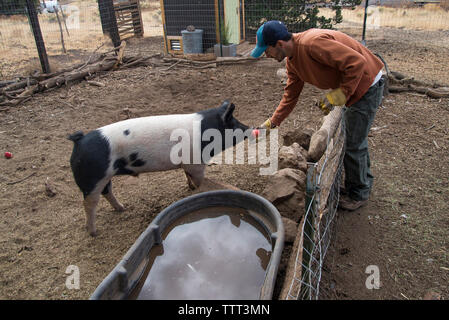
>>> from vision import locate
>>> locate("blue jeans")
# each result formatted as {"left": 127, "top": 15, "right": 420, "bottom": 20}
{"left": 344, "top": 77, "right": 385, "bottom": 201}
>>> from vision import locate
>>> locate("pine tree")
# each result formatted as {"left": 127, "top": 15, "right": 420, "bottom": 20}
{"left": 245, "top": 0, "right": 361, "bottom": 36}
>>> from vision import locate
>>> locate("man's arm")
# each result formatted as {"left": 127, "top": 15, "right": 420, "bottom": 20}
{"left": 270, "top": 69, "right": 304, "bottom": 126}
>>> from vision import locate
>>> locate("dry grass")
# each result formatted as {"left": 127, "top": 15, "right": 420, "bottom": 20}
{"left": 1, "top": 2, "right": 448, "bottom": 78}
{"left": 440, "top": 0, "right": 449, "bottom": 11}
{"left": 320, "top": 5, "right": 449, "bottom": 31}
{"left": 0, "top": 0, "right": 162, "bottom": 77}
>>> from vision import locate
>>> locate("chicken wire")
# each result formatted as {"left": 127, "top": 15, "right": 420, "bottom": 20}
{"left": 286, "top": 110, "right": 345, "bottom": 300}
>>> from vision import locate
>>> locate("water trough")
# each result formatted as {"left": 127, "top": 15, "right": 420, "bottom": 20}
{"left": 90, "top": 190, "right": 284, "bottom": 300}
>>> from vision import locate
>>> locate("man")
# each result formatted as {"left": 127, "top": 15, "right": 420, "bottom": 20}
{"left": 251, "top": 20, "right": 385, "bottom": 211}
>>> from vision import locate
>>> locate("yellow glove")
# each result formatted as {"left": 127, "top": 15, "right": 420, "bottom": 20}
{"left": 326, "top": 88, "right": 347, "bottom": 106}
{"left": 318, "top": 88, "right": 347, "bottom": 115}
{"left": 260, "top": 118, "right": 276, "bottom": 131}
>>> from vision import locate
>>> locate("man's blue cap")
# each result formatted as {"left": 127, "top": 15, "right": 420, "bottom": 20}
{"left": 250, "top": 20, "right": 289, "bottom": 58}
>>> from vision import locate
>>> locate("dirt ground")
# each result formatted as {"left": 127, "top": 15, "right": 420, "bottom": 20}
{"left": 0, "top": 28, "right": 448, "bottom": 300}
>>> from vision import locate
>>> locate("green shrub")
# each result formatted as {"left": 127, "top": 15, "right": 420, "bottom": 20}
{"left": 244, "top": 0, "right": 361, "bottom": 34}
{"left": 0, "top": 0, "right": 40, "bottom": 15}
{"left": 219, "top": 19, "right": 231, "bottom": 45}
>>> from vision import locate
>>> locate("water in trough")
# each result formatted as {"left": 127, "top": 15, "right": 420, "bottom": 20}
{"left": 129, "top": 207, "right": 273, "bottom": 300}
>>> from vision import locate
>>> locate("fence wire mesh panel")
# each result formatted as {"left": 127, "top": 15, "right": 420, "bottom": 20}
{"left": 243, "top": 0, "right": 449, "bottom": 45}
{"left": 286, "top": 111, "right": 345, "bottom": 300}
{"left": 1, "top": 0, "right": 449, "bottom": 78}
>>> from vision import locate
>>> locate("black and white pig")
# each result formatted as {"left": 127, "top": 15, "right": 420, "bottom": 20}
{"left": 69, "top": 100, "right": 250, "bottom": 236}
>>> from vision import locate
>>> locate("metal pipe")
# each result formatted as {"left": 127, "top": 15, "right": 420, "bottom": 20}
{"left": 362, "top": 0, "right": 370, "bottom": 46}
{"left": 25, "top": 0, "right": 51, "bottom": 73}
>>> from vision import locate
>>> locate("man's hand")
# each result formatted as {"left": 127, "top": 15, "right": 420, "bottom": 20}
{"left": 259, "top": 118, "right": 276, "bottom": 131}
{"left": 325, "top": 88, "right": 346, "bottom": 106}
{"left": 318, "top": 88, "right": 346, "bottom": 115}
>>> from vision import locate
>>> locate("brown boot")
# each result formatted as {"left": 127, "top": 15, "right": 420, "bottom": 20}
{"left": 339, "top": 195, "right": 368, "bottom": 211}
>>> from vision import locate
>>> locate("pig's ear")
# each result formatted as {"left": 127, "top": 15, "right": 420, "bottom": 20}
{"left": 221, "top": 103, "right": 235, "bottom": 123}
{"left": 219, "top": 100, "right": 231, "bottom": 110}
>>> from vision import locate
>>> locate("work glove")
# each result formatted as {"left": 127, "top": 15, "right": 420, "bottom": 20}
{"left": 259, "top": 118, "right": 276, "bottom": 131}
{"left": 317, "top": 88, "right": 347, "bottom": 115}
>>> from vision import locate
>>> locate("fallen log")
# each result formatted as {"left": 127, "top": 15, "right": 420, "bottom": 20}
{"left": 409, "top": 84, "right": 449, "bottom": 98}
{"left": 1, "top": 78, "right": 38, "bottom": 94}
{"left": 391, "top": 70, "right": 406, "bottom": 80}
{"left": 308, "top": 106, "right": 344, "bottom": 162}
{"left": 0, "top": 80, "right": 15, "bottom": 88}
{"left": 215, "top": 56, "right": 258, "bottom": 64}
{"left": 388, "top": 85, "right": 411, "bottom": 93}
{"left": 279, "top": 215, "right": 305, "bottom": 299}
{"left": 0, "top": 50, "right": 258, "bottom": 107}
{"left": 39, "top": 56, "right": 117, "bottom": 91}
{"left": 114, "top": 41, "right": 127, "bottom": 68}
{"left": 387, "top": 70, "right": 449, "bottom": 96}
{"left": 389, "top": 84, "right": 449, "bottom": 98}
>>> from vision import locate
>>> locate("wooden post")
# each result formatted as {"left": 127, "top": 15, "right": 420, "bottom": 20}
{"left": 25, "top": 0, "right": 51, "bottom": 74}
{"left": 54, "top": 7, "right": 67, "bottom": 53}
{"left": 301, "top": 166, "right": 317, "bottom": 300}
{"left": 59, "top": 4, "right": 70, "bottom": 36}
{"left": 98, "top": 0, "right": 121, "bottom": 48}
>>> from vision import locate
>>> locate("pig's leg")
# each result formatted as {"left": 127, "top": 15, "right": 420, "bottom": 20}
{"left": 83, "top": 178, "right": 111, "bottom": 237}
{"left": 102, "top": 181, "right": 125, "bottom": 212}
{"left": 183, "top": 164, "right": 205, "bottom": 189}
{"left": 184, "top": 171, "right": 196, "bottom": 190}
{"left": 83, "top": 192, "right": 100, "bottom": 237}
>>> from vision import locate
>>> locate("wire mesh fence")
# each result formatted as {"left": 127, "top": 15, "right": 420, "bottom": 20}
{"left": 286, "top": 108, "right": 346, "bottom": 300}
{"left": 0, "top": 0, "right": 162, "bottom": 77}
{"left": 1, "top": 0, "right": 448, "bottom": 79}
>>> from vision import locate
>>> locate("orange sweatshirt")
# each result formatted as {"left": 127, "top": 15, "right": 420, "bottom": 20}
{"left": 271, "top": 29, "right": 384, "bottom": 126}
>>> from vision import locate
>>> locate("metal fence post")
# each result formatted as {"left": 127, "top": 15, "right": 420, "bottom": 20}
{"left": 25, "top": 0, "right": 51, "bottom": 74}
{"left": 362, "top": 0, "right": 369, "bottom": 45}
{"left": 217, "top": 0, "right": 223, "bottom": 56}
{"left": 98, "top": 0, "right": 121, "bottom": 48}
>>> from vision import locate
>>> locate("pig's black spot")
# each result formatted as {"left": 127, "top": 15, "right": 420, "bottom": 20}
{"left": 113, "top": 157, "right": 135, "bottom": 175}
{"left": 131, "top": 159, "right": 146, "bottom": 167}
{"left": 114, "top": 157, "right": 127, "bottom": 169}
{"left": 128, "top": 152, "right": 145, "bottom": 167}
{"left": 123, "top": 129, "right": 130, "bottom": 136}
{"left": 69, "top": 130, "right": 110, "bottom": 197}
{"left": 129, "top": 152, "right": 138, "bottom": 162}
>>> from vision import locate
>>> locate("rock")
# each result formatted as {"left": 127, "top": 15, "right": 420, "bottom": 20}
{"left": 261, "top": 168, "right": 306, "bottom": 222}
{"left": 282, "top": 217, "right": 298, "bottom": 243}
{"left": 262, "top": 168, "right": 305, "bottom": 202}
{"left": 282, "top": 127, "right": 314, "bottom": 150}
{"left": 278, "top": 142, "right": 308, "bottom": 173}
{"left": 45, "top": 177, "right": 57, "bottom": 197}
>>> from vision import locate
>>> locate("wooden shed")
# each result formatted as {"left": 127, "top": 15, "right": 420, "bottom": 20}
{"left": 160, "top": 0, "right": 245, "bottom": 54}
